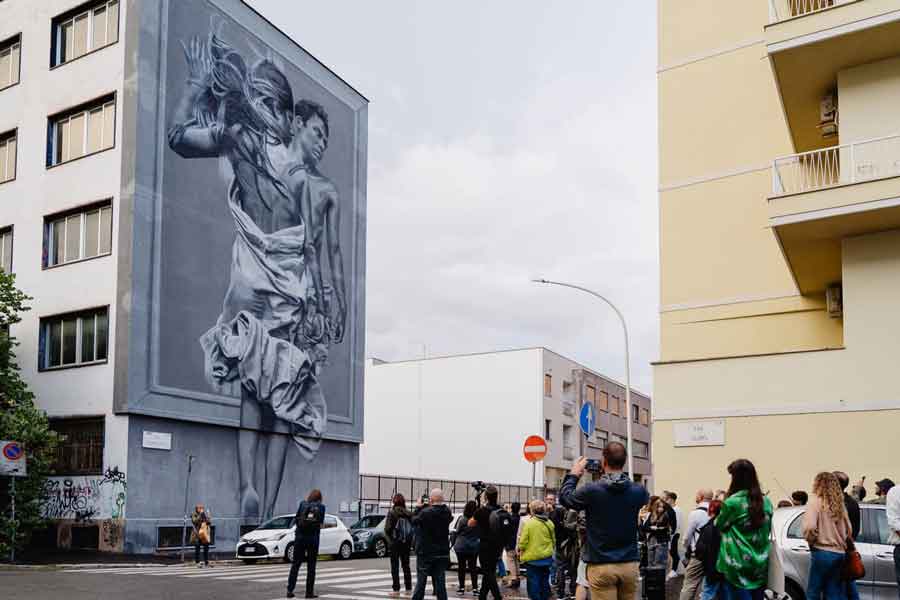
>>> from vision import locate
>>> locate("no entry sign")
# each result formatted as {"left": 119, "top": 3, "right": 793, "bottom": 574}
{"left": 523, "top": 435, "right": 547, "bottom": 463}
{"left": 0, "top": 441, "right": 27, "bottom": 477}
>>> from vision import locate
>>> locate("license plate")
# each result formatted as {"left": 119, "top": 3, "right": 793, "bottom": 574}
{"left": 245, "top": 548, "right": 256, "bottom": 554}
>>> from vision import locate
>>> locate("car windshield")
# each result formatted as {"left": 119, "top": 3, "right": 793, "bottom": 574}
{"left": 256, "top": 516, "right": 294, "bottom": 530}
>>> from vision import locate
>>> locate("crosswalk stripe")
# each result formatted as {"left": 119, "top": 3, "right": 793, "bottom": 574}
{"left": 214, "top": 566, "right": 365, "bottom": 582}
{"left": 67, "top": 566, "right": 206, "bottom": 575}
{"left": 178, "top": 564, "right": 297, "bottom": 578}
{"left": 332, "top": 578, "right": 399, "bottom": 589}
{"left": 248, "top": 570, "right": 391, "bottom": 585}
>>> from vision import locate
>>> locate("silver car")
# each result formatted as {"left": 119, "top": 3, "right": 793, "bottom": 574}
{"left": 774, "top": 504, "right": 897, "bottom": 600}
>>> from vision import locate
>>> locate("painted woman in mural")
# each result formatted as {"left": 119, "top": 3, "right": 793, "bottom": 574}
{"left": 167, "top": 31, "right": 346, "bottom": 521}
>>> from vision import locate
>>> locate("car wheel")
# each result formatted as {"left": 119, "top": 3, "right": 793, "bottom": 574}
{"left": 338, "top": 541, "right": 353, "bottom": 560}
{"left": 374, "top": 538, "right": 388, "bottom": 558}
{"left": 785, "top": 578, "right": 806, "bottom": 600}
{"left": 284, "top": 542, "right": 295, "bottom": 564}
{"left": 242, "top": 559, "right": 258, "bottom": 565}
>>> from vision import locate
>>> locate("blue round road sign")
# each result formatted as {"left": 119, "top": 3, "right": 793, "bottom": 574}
{"left": 2, "top": 442, "right": 23, "bottom": 461}
{"left": 579, "top": 403, "right": 595, "bottom": 437}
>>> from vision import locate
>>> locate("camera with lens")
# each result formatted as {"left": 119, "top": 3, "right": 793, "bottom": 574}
{"left": 471, "top": 480, "right": 487, "bottom": 494}
{"left": 585, "top": 459, "right": 602, "bottom": 473}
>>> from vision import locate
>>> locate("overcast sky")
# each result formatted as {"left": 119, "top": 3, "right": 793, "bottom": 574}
{"left": 249, "top": 1, "right": 659, "bottom": 394}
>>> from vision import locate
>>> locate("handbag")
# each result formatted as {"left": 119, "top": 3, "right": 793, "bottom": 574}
{"left": 198, "top": 522, "right": 211, "bottom": 545}
{"left": 841, "top": 536, "right": 865, "bottom": 581}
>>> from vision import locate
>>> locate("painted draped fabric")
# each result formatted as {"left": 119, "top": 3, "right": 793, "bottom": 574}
{"left": 199, "top": 175, "right": 327, "bottom": 459}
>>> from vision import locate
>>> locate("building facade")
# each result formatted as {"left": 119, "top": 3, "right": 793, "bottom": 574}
{"left": 0, "top": 0, "right": 367, "bottom": 553}
{"left": 656, "top": 1, "right": 900, "bottom": 500}
{"left": 362, "top": 348, "right": 652, "bottom": 495}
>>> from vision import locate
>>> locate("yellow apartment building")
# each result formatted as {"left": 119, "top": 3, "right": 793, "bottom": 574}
{"left": 655, "top": 0, "right": 900, "bottom": 501}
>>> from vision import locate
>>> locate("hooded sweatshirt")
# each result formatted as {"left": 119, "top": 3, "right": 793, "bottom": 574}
{"left": 559, "top": 471, "right": 649, "bottom": 564}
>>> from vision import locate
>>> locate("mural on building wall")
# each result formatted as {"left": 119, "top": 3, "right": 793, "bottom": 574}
{"left": 161, "top": 6, "right": 359, "bottom": 522}
{"left": 42, "top": 467, "right": 128, "bottom": 521}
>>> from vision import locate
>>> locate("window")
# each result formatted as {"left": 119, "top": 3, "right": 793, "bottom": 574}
{"left": 786, "top": 513, "right": 805, "bottom": 540}
{"left": 596, "top": 430, "right": 608, "bottom": 446}
{"left": 323, "top": 516, "right": 338, "bottom": 529}
{"left": 610, "top": 433, "right": 626, "bottom": 445}
{"left": 52, "top": 0, "right": 119, "bottom": 67}
{"left": 585, "top": 385, "right": 596, "bottom": 406}
{"left": 562, "top": 380, "right": 573, "bottom": 393}
{"left": 633, "top": 440, "right": 650, "bottom": 459}
{"left": 640, "top": 408, "right": 650, "bottom": 426}
{"left": 45, "top": 202, "right": 112, "bottom": 267}
{"left": 597, "top": 390, "right": 609, "bottom": 411}
{"left": 0, "top": 129, "right": 15, "bottom": 183}
{"left": 0, "top": 34, "right": 20, "bottom": 90}
{"left": 544, "top": 419, "right": 552, "bottom": 441}
{"left": 866, "top": 508, "right": 891, "bottom": 545}
{"left": 610, "top": 396, "right": 619, "bottom": 415}
{"left": 48, "top": 95, "right": 116, "bottom": 166}
{"left": 543, "top": 374, "right": 552, "bottom": 396}
{"left": 0, "top": 227, "right": 11, "bottom": 272}
{"left": 632, "top": 404, "right": 639, "bottom": 423}
{"left": 40, "top": 306, "right": 109, "bottom": 370}
{"left": 49, "top": 417, "right": 104, "bottom": 475}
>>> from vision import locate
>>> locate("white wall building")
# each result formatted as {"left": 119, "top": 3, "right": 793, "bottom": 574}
{"left": 361, "top": 348, "right": 653, "bottom": 496}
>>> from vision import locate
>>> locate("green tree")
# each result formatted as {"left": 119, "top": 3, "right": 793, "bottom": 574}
{"left": 0, "top": 270, "right": 57, "bottom": 560}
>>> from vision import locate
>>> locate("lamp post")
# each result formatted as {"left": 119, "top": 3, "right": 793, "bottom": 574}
{"left": 532, "top": 278, "right": 635, "bottom": 480}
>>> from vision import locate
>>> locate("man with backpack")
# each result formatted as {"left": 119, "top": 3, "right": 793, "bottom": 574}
{"left": 287, "top": 489, "right": 326, "bottom": 599}
{"left": 678, "top": 489, "right": 712, "bottom": 600}
{"left": 384, "top": 493, "right": 415, "bottom": 595}
{"left": 474, "top": 485, "right": 515, "bottom": 600}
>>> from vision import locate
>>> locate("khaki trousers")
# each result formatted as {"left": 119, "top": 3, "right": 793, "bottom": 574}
{"left": 679, "top": 558, "right": 706, "bottom": 600}
{"left": 586, "top": 562, "right": 639, "bottom": 600}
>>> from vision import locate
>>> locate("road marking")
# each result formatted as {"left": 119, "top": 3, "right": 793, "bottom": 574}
{"left": 331, "top": 577, "right": 399, "bottom": 589}
{"left": 250, "top": 569, "right": 389, "bottom": 584}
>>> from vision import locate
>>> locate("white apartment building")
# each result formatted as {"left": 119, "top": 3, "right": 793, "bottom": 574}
{"left": 361, "top": 348, "right": 653, "bottom": 498}
{"left": 0, "top": 0, "right": 368, "bottom": 554}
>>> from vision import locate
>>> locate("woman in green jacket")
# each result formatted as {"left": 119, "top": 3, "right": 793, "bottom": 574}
{"left": 518, "top": 500, "right": 555, "bottom": 600}
{"left": 715, "top": 459, "right": 773, "bottom": 600}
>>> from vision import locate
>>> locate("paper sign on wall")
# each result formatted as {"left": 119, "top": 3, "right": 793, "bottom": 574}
{"left": 674, "top": 420, "right": 725, "bottom": 447}
{"left": 142, "top": 431, "right": 172, "bottom": 451}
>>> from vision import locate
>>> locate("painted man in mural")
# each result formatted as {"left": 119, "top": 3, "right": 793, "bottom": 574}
{"left": 167, "top": 32, "right": 345, "bottom": 521}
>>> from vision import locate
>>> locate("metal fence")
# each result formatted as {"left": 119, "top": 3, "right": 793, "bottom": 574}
{"left": 772, "top": 133, "right": 900, "bottom": 196}
{"left": 358, "top": 474, "right": 541, "bottom": 517}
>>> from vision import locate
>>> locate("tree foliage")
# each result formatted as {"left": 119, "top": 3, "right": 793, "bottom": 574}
{"left": 0, "top": 271, "right": 57, "bottom": 560}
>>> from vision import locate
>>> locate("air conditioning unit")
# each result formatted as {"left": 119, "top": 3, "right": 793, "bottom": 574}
{"left": 826, "top": 284, "right": 842, "bottom": 318}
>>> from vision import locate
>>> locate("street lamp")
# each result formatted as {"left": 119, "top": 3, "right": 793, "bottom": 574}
{"left": 532, "top": 278, "right": 635, "bottom": 480}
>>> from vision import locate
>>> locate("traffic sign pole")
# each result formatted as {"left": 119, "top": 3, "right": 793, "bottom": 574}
{"left": 523, "top": 435, "right": 548, "bottom": 501}
{"left": 9, "top": 477, "right": 15, "bottom": 563}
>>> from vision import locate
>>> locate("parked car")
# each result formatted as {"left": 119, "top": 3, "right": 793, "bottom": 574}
{"left": 775, "top": 504, "right": 897, "bottom": 600}
{"left": 448, "top": 513, "right": 463, "bottom": 566}
{"left": 236, "top": 513, "right": 354, "bottom": 564}
{"left": 350, "top": 514, "right": 388, "bottom": 557}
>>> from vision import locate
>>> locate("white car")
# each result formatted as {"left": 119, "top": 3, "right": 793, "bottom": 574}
{"left": 236, "top": 514, "right": 355, "bottom": 563}
{"left": 448, "top": 513, "right": 463, "bottom": 566}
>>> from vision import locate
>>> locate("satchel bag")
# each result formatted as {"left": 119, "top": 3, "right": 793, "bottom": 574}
{"left": 841, "top": 537, "right": 865, "bottom": 581}
{"left": 198, "top": 522, "right": 211, "bottom": 545}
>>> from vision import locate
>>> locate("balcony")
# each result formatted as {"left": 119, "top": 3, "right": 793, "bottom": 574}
{"left": 769, "top": 133, "right": 900, "bottom": 293}
{"left": 765, "top": 0, "right": 900, "bottom": 152}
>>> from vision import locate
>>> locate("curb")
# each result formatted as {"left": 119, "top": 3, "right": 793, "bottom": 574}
{"left": 0, "top": 559, "right": 248, "bottom": 571}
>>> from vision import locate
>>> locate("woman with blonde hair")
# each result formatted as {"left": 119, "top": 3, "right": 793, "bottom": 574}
{"left": 802, "top": 472, "right": 852, "bottom": 600}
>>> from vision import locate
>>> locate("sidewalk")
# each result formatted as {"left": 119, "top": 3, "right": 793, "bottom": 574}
{"left": 0, "top": 550, "right": 242, "bottom": 570}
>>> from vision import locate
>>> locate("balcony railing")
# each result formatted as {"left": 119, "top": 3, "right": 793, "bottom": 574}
{"left": 768, "top": 0, "right": 852, "bottom": 24}
{"left": 772, "top": 133, "right": 900, "bottom": 195}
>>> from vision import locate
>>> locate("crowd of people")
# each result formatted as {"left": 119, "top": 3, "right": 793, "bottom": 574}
{"left": 271, "top": 442, "right": 899, "bottom": 600}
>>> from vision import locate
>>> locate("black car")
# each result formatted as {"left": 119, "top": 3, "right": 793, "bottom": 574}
{"left": 349, "top": 514, "right": 388, "bottom": 558}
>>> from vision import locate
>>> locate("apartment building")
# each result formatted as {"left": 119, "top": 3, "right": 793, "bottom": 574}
{"left": 656, "top": 1, "right": 900, "bottom": 500}
{"left": 362, "top": 348, "right": 652, "bottom": 494}
{"left": 0, "top": 0, "right": 367, "bottom": 553}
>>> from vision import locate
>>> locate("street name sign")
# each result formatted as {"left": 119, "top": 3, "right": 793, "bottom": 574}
{"left": 523, "top": 435, "right": 547, "bottom": 463}
{"left": 0, "top": 441, "right": 27, "bottom": 477}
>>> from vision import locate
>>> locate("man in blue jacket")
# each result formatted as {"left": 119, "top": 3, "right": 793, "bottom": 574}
{"left": 559, "top": 442, "right": 649, "bottom": 600}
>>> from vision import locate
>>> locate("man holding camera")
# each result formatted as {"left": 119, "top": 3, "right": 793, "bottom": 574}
{"left": 474, "top": 485, "right": 514, "bottom": 600}
{"left": 411, "top": 489, "right": 453, "bottom": 600}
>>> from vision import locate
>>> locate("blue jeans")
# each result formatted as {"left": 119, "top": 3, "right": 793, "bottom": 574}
{"left": 498, "top": 557, "right": 507, "bottom": 577}
{"left": 720, "top": 581, "right": 763, "bottom": 600}
{"left": 700, "top": 578, "right": 723, "bottom": 600}
{"left": 526, "top": 562, "right": 552, "bottom": 600}
{"left": 807, "top": 548, "right": 845, "bottom": 600}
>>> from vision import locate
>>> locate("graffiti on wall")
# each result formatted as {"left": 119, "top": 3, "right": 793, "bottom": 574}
{"left": 42, "top": 467, "right": 128, "bottom": 520}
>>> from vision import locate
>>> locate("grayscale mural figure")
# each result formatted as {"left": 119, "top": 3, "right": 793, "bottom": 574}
{"left": 167, "top": 30, "right": 347, "bottom": 521}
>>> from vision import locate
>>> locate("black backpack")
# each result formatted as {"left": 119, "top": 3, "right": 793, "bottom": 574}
{"left": 488, "top": 507, "right": 516, "bottom": 544}
{"left": 392, "top": 515, "right": 413, "bottom": 544}
{"left": 298, "top": 502, "right": 322, "bottom": 532}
